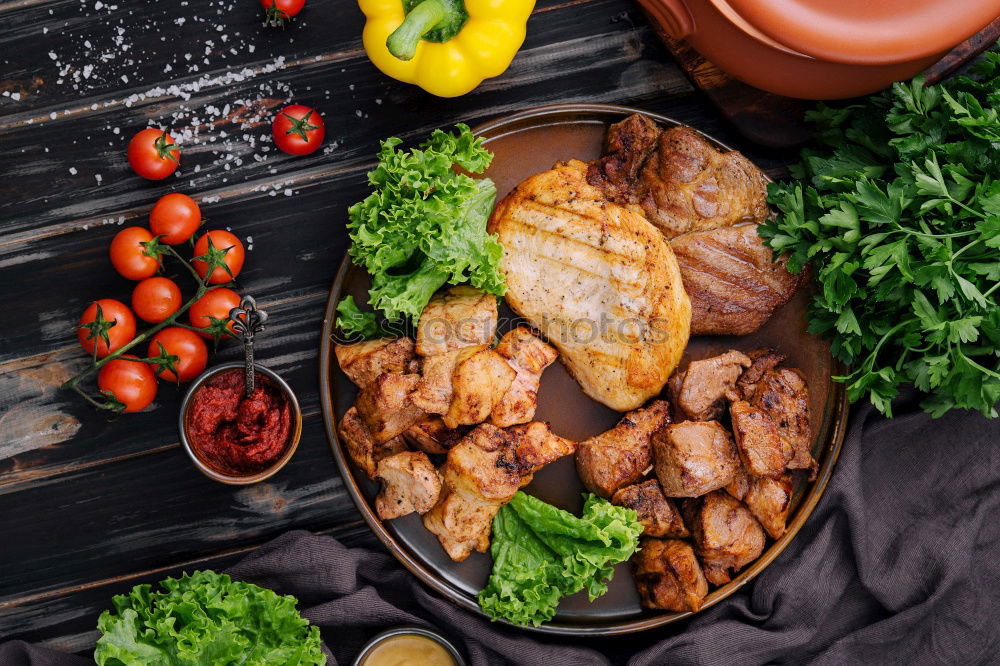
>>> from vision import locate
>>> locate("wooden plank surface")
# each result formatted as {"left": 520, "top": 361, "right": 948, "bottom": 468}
{"left": 0, "top": 0, "right": 791, "bottom": 658}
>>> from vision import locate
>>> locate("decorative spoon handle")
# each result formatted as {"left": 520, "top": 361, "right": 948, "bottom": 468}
{"left": 228, "top": 295, "right": 268, "bottom": 396}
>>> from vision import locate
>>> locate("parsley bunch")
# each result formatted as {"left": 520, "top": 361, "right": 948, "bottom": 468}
{"left": 760, "top": 52, "right": 1000, "bottom": 418}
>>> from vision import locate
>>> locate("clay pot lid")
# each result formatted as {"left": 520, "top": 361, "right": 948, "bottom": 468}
{"left": 721, "top": 0, "right": 1000, "bottom": 65}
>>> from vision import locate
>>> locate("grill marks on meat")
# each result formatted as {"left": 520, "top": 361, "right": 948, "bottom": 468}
{"left": 730, "top": 400, "right": 788, "bottom": 478}
{"left": 612, "top": 479, "right": 689, "bottom": 538}
{"left": 653, "top": 420, "right": 740, "bottom": 497}
{"left": 589, "top": 114, "right": 802, "bottom": 336}
{"left": 670, "top": 224, "right": 804, "bottom": 336}
{"left": 633, "top": 538, "right": 708, "bottom": 612}
{"left": 488, "top": 159, "right": 691, "bottom": 411}
{"left": 423, "top": 422, "right": 575, "bottom": 561}
{"left": 669, "top": 350, "right": 751, "bottom": 421}
{"left": 375, "top": 451, "right": 443, "bottom": 520}
{"left": 689, "top": 490, "right": 766, "bottom": 585}
{"left": 750, "top": 367, "right": 815, "bottom": 477}
{"left": 490, "top": 327, "right": 558, "bottom": 428}
{"left": 575, "top": 400, "right": 671, "bottom": 498}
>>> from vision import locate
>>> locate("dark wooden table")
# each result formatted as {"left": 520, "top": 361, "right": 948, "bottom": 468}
{"left": 0, "top": 0, "right": 795, "bottom": 659}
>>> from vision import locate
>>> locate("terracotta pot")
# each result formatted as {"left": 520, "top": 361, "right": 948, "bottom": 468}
{"left": 639, "top": 0, "right": 1000, "bottom": 99}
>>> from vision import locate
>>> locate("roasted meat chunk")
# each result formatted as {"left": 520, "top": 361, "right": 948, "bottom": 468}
{"left": 423, "top": 422, "right": 575, "bottom": 561}
{"left": 671, "top": 224, "right": 804, "bottom": 336}
{"left": 690, "top": 490, "right": 766, "bottom": 585}
{"left": 633, "top": 538, "right": 708, "bottom": 612}
{"left": 488, "top": 159, "right": 691, "bottom": 411}
{"left": 744, "top": 473, "right": 793, "bottom": 540}
{"left": 354, "top": 373, "right": 426, "bottom": 444}
{"left": 403, "top": 416, "right": 469, "bottom": 455}
{"left": 751, "top": 367, "right": 815, "bottom": 476}
{"left": 669, "top": 350, "right": 751, "bottom": 421}
{"left": 729, "top": 348, "right": 786, "bottom": 401}
{"left": 490, "top": 327, "right": 558, "bottom": 428}
{"left": 730, "top": 400, "right": 788, "bottom": 478}
{"left": 588, "top": 113, "right": 662, "bottom": 202}
{"left": 410, "top": 345, "right": 487, "bottom": 415}
{"left": 612, "top": 479, "right": 688, "bottom": 538}
{"left": 338, "top": 406, "right": 407, "bottom": 480}
{"left": 654, "top": 420, "right": 739, "bottom": 497}
{"left": 416, "top": 286, "right": 498, "bottom": 357}
{"left": 575, "top": 400, "right": 671, "bottom": 498}
{"left": 335, "top": 337, "right": 418, "bottom": 390}
{"left": 443, "top": 349, "right": 516, "bottom": 429}
{"left": 374, "top": 451, "right": 442, "bottom": 520}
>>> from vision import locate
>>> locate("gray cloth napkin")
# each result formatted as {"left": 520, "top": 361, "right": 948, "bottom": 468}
{"left": 3, "top": 391, "right": 999, "bottom": 665}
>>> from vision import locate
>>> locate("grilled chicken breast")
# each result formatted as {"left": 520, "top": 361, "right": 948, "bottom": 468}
{"left": 488, "top": 159, "right": 691, "bottom": 411}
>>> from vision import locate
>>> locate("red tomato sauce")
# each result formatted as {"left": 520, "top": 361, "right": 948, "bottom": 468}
{"left": 186, "top": 369, "right": 292, "bottom": 476}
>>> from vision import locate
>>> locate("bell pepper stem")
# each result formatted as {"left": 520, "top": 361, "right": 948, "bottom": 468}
{"left": 387, "top": 0, "right": 449, "bottom": 61}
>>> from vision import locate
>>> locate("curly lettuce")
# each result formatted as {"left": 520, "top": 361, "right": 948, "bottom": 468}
{"left": 478, "top": 492, "right": 643, "bottom": 626}
{"left": 338, "top": 124, "right": 505, "bottom": 335}
{"left": 94, "top": 570, "right": 325, "bottom": 666}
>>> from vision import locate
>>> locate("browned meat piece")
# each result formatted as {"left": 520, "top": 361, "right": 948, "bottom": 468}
{"left": 612, "top": 479, "right": 689, "bottom": 538}
{"left": 443, "top": 349, "right": 516, "bottom": 428}
{"left": 668, "top": 350, "right": 751, "bottom": 421}
{"left": 671, "top": 224, "right": 804, "bottom": 336}
{"left": 335, "top": 337, "right": 418, "bottom": 389}
{"left": 729, "top": 348, "right": 787, "bottom": 401}
{"left": 490, "top": 327, "right": 558, "bottom": 428}
{"left": 410, "top": 345, "right": 487, "bottom": 414}
{"left": 374, "top": 451, "right": 442, "bottom": 520}
{"left": 654, "top": 420, "right": 739, "bottom": 497}
{"left": 730, "top": 400, "right": 788, "bottom": 478}
{"left": 751, "top": 368, "right": 815, "bottom": 476}
{"left": 403, "top": 416, "right": 469, "bottom": 455}
{"left": 744, "top": 473, "right": 793, "bottom": 540}
{"left": 416, "top": 286, "right": 498, "bottom": 357}
{"left": 338, "top": 406, "right": 407, "bottom": 480}
{"left": 354, "top": 373, "right": 426, "bottom": 444}
{"left": 633, "top": 538, "right": 708, "bottom": 612}
{"left": 575, "top": 400, "right": 671, "bottom": 498}
{"left": 423, "top": 422, "right": 575, "bottom": 561}
{"left": 587, "top": 113, "right": 663, "bottom": 202}
{"left": 725, "top": 465, "right": 751, "bottom": 501}
{"left": 690, "top": 490, "right": 766, "bottom": 585}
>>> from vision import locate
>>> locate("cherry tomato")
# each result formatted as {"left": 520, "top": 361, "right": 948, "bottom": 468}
{"left": 149, "top": 193, "right": 201, "bottom": 245}
{"left": 272, "top": 105, "right": 324, "bottom": 156}
{"left": 189, "top": 288, "right": 241, "bottom": 338}
{"left": 127, "top": 128, "right": 180, "bottom": 180}
{"left": 110, "top": 227, "right": 161, "bottom": 280}
{"left": 193, "top": 230, "right": 245, "bottom": 284}
{"left": 78, "top": 299, "right": 137, "bottom": 358}
{"left": 132, "top": 277, "right": 182, "bottom": 323}
{"left": 147, "top": 327, "right": 208, "bottom": 382}
{"left": 98, "top": 355, "right": 158, "bottom": 412}
{"left": 261, "top": 0, "right": 305, "bottom": 26}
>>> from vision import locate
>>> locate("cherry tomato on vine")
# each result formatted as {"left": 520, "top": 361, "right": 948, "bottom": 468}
{"left": 149, "top": 193, "right": 201, "bottom": 245}
{"left": 98, "top": 355, "right": 158, "bottom": 412}
{"left": 147, "top": 327, "right": 208, "bottom": 382}
{"left": 132, "top": 277, "right": 182, "bottom": 323}
{"left": 78, "top": 299, "right": 137, "bottom": 358}
{"left": 110, "top": 227, "right": 163, "bottom": 280}
{"left": 260, "top": 0, "right": 305, "bottom": 26}
{"left": 127, "top": 128, "right": 180, "bottom": 180}
{"left": 193, "top": 230, "right": 245, "bottom": 284}
{"left": 189, "top": 288, "right": 241, "bottom": 338}
{"left": 272, "top": 104, "right": 324, "bottom": 156}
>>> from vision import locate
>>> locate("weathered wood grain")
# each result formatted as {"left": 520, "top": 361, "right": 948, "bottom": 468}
{"left": 0, "top": 0, "right": 790, "bottom": 656}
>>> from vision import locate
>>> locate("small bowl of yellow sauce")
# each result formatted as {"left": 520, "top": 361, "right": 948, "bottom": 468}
{"left": 353, "top": 626, "right": 464, "bottom": 666}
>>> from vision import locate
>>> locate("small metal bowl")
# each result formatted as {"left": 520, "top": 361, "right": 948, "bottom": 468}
{"left": 178, "top": 361, "right": 302, "bottom": 485}
{"left": 352, "top": 626, "right": 466, "bottom": 666}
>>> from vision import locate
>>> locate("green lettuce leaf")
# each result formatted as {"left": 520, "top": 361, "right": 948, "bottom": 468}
{"left": 477, "top": 492, "right": 643, "bottom": 627}
{"left": 94, "top": 570, "right": 325, "bottom": 666}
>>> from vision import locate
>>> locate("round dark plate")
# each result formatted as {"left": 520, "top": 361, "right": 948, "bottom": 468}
{"left": 319, "top": 103, "right": 848, "bottom": 636}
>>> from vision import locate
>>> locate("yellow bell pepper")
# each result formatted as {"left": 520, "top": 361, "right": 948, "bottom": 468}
{"left": 359, "top": 0, "right": 535, "bottom": 97}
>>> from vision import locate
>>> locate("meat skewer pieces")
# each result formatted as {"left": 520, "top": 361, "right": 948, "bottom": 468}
{"left": 633, "top": 538, "right": 708, "bottom": 612}
{"left": 374, "top": 451, "right": 443, "bottom": 520}
{"left": 653, "top": 420, "right": 740, "bottom": 497}
{"left": 611, "top": 479, "right": 689, "bottom": 538}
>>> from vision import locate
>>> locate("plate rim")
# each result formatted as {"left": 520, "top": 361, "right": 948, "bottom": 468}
{"left": 318, "top": 103, "right": 849, "bottom": 636}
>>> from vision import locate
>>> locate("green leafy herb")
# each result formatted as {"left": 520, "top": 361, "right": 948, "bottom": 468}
{"left": 478, "top": 492, "right": 643, "bottom": 626}
{"left": 339, "top": 124, "right": 505, "bottom": 338}
{"left": 335, "top": 295, "right": 391, "bottom": 339}
{"left": 760, "top": 53, "right": 1000, "bottom": 418}
{"left": 94, "top": 570, "right": 325, "bottom": 665}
